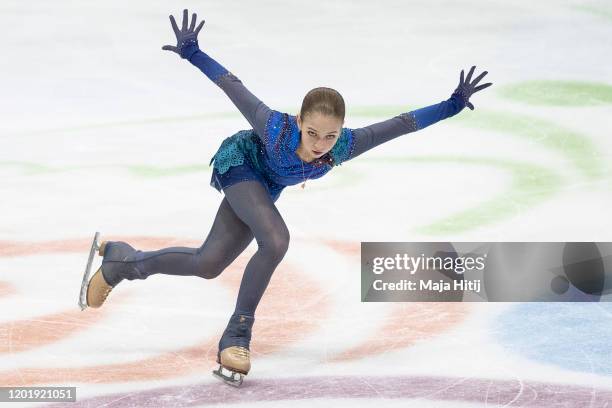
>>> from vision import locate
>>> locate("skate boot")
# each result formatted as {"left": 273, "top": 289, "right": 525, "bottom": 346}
{"left": 78, "top": 232, "right": 136, "bottom": 310}
{"left": 212, "top": 313, "right": 255, "bottom": 387}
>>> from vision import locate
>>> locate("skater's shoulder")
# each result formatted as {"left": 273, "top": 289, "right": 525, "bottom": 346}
{"left": 329, "top": 127, "right": 356, "bottom": 166}
{"left": 264, "top": 109, "right": 296, "bottom": 139}
{"left": 265, "top": 109, "right": 290, "bottom": 130}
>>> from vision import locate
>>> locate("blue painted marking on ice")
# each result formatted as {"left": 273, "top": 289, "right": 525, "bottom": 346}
{"left": 494, "top": 302, "right": 612, "bottom": 376}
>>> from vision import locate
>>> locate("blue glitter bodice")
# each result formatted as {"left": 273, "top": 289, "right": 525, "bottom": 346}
{"left": 187, "top": 48, "right": 470, "bottom": 191}
{"left": 210, "top": 110, "right": 355, "bottom": 187}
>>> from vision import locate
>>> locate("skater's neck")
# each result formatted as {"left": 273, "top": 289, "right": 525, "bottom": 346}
{"left": 295, "top": 142, "right": 316, "bottom": 164}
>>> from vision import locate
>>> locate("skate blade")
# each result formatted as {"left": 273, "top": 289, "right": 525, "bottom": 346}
{"left": 212, "top": 365, "right": 244, "bottom": 387}
{"left": 78, "top": 231, "right": 101, "bottom": 311}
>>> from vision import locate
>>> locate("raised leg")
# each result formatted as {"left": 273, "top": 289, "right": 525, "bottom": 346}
{"left": 101, "top": 197, "right": 255, "bottom": 285}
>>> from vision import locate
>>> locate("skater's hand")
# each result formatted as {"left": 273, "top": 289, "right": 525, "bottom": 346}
{"left": 452, "top": 66, "right": 492, "bottom": 110}
{"left": 162, "top": 9, "right": 205, "bottom": 60}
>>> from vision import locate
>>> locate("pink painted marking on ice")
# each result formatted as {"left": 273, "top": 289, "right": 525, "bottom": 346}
{"left": 44, "top": 375, "right": 612, "bottom": 407}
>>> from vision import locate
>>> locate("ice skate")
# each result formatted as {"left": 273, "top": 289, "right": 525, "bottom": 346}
{"left": 212, "top": 346, "right": 250, "bottom": 386}
{"left": 78, "top": 232, "right": 135, "bottom": 310}
{"left": 212, "top": 314, "right": 255, "bottom": 387}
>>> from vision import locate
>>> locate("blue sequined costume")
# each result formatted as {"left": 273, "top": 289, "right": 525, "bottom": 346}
{"left": 182, "top": 42, "right": 467, "bottom": 201}
{"left": 209, "top": 114, "right": 355, "bottom": 200}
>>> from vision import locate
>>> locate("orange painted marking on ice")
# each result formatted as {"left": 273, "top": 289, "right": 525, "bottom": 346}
{"left": 0, "top": 281, "right": 17, "bottom": 297}
{"left": 0, "top": 236, "right": 197, "bottom": 258}
{"left": 0, "top": 237, "right": 328, "bottom": 386}
{"left": 329, "top": 302, "right": 470, "bottom": 362}
{"left": 320, "top": 238, "right": 472, "bottom": 362}
{"left": 321, "top": 239, "right": 360, "bottom": 257}
{"left": 224, "top": 253, "right": 331, "bottom": 358}
{"left": 0, "top": 292, "right": 129, "bottom": 354}
{"left": 0, "top": 341, "right": 218, "bottom": 386}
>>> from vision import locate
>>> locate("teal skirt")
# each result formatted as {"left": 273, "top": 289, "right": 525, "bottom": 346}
{"left": 210, "top": 150, "right": 285, "bottom": 203}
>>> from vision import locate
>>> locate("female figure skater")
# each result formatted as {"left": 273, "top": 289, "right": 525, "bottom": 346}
{"left": 79, "top": 9, "right": 492, "bottom": 386}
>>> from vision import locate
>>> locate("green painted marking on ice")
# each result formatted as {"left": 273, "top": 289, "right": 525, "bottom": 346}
{"left": 0, "top": 159, "right": 363, "bottom": 190}
{"left": 9, "top": 111, "right": 240, "bottom": 136}
{"left": 126, "top": 164, "right": 210, "bottom": 178}
{"left": 364, "top": 155, "right": 563, "bottom": 235}
{"left": 0, "top": 161, "right": 53, "bottom": 175}
{"left": 573, "top": 4, "right": 612, "bottom": 21}
{"left": 0, "top": 161, "right": 214, "bottom": 178}
{"left": 454, "top": 109, "right": 603, "bottom": 179}
{"left": 0, "top": 161, "right": 107, "bottom": 175}
{"left": 498, "top": 80, "right": 612, "bottom": 106}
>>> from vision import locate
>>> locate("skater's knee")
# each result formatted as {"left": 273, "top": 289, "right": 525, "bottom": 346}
{"left": 195, "top": 261, "right": 225, "bottom": 280}
{"left": 192, "top": 252, "right": 225, "bottom": 280}
{"left": 196, "top": 268, "right": 218, "bottom": 279}
{"left": 258, "top": 227, "right": 290, "bottom": 261}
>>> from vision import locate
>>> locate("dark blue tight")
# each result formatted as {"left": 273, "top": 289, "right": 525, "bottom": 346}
{"left": 114, "top": 179, "right": 289, "bottom": 318}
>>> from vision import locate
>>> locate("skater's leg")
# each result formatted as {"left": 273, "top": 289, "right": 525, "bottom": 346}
{"left": 214, "top": 179, "right": 288, "bottom": 381}
{"left": 222, "top": 180, "right": 290, "bottom": 318}
{"left": 104, "top": 197, "right": 254, "bottom": 285}
{"left": 193, "top": 197, "right": 255, "bottom": 279}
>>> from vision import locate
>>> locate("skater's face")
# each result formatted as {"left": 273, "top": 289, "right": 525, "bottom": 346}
{"left": 296, "top": 112, "right": 343, "bottom": 162}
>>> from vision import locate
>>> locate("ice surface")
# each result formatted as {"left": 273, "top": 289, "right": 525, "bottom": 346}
{"left": 1, "top": 0, "right": 611, "bottom": 407}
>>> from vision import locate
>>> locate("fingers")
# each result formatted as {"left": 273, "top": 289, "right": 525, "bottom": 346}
{"left": 474, "top": 82, "right": 493, "bottom": 92}
{"left": 169, "top": 15, "right": 179, "bottom": 35}
{"left": 471, "top": 70, "right": 488, "bottom": 87}
{"left": 465, "top": 65, "right": 476, "bottom": 83}
{"left": 189, "top": 12, "right": 197, "bottom": 31}
{"left": 458, "top": 66, "right": 491, "bottom": 110}
{"left": 162, "top": 45, "right": 179, "bottom": 53}
{"left": 195, "top": 19, "right": 205, "bottom": 35}
{"left": 182, "top": 9, "right": 188, "bottom": 31}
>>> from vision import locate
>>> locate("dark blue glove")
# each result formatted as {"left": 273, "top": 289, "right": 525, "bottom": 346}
{"left": 452, "top": 66, "right": 492, "bottom": 110}
{"left": 162, "top": 9, "right": 205, "bottom": 60}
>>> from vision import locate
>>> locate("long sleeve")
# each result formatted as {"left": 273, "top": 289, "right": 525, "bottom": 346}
{"left": 348, "top": 93, "right": 465, "bottom": 160}
{"left": 187, "top": 49, "right": 272, "bottom": 138}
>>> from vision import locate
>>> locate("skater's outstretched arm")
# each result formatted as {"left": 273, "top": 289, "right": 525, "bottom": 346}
{"left": 162, "top": 9, "right": 272, "bottom": 137}
{"left": 348, "top": 66, "right": 492, "bottom": 160}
